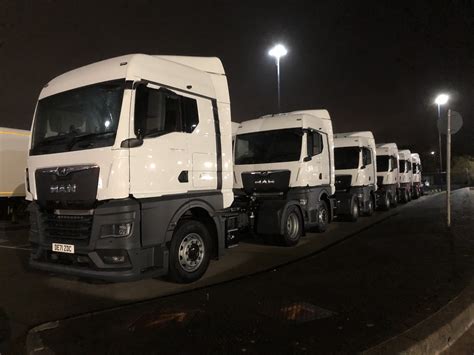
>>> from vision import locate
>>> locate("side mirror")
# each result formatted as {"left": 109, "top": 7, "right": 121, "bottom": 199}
{"left": 361, "top": 165, "right": 366, "bottom": 170}
{"left": 121, "top": 138, "right": 143, "bottom": 148}
{"left": 303, "top": 156, "right": 312, "bottom": 162}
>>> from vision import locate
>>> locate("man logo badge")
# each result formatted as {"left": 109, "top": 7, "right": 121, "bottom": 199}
{"left": 50, "top": 184, "right": 77, "bottom": 194}
{"left": 255, "top": 179, "right": 275, "bottom": 184}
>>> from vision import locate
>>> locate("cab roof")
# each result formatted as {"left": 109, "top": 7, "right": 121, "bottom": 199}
{"left": 40, "top": 54, "right": 228, "bottom": 102}
{"left": 237, "top": 110, "right": 332, "bottom": 135}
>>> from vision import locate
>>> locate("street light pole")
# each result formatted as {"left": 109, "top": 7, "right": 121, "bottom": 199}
{"left": 268, "top": 44, "right": 288, "bottom": 112}
{"left": 276, "top": 56, "right": 281, "bottom": 111}
{"left": 435, "top": 94, "right": 449, "bottom": 172}
{"left": 437, "top": 103, "right": 443, "bottom": 172}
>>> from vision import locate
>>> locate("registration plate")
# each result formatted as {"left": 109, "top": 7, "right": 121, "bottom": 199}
{"left": 52, "top": 243, "right": 75, "bottom": 254}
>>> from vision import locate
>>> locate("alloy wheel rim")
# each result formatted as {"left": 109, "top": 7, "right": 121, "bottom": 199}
{"left": 286, "top": 213, "right": 300, "bottom": 240}
{"left": 178, "top": 233, "right": 205, "bottom": 272}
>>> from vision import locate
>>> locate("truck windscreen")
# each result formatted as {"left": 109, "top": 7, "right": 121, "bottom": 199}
{"left": 376, "top": 155, "right": 390, "bottom": 172}
{"left": 30, "top": 80, "right": 125, "bottom": 155}
{"left": 334, "top": 147, "right": 360, "bottom": 170}
{"left": 234, "top": 128, "right": 302, "bottom": 165}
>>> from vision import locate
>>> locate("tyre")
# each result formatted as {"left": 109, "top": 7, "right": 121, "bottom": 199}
{"left": 380, "top": 191, "right": 390, "bottom": 211}
{"left": 391, "top": 192, "right": 398, "bottom": 207}
{"left": 314, "top": 201, "right": 329, "bottom": 233}
{"left": 346, "top": 195, "right": 359, "bottom": 222}
{"left": 364, "top": 195, "right": 374, "bottom": 216}
{"left": 407, "top": 190, "right": 412, "bottom": 202}
{"left": 414, "top": 187, "right": 420, "bottom": 199}
{"left": 280, "top": 205, "right": 303, "bottom": 246}
{"left": 168, "top": 219, "right": 211, "bottom": 283}
{"left": 401, "top": 189, "right": 408, "bottom": 203}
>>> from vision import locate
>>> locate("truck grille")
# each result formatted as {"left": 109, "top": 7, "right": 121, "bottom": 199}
{"left": 41, "top": 212, "right": 93, "bottom": 242}
{"left": 335, "top": 175, "right": 352, "bottom": 191}
{"left": 377, "top": 176, "right": 384, "bottom": 187}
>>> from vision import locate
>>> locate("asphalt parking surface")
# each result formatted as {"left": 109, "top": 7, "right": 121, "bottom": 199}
{"left": 1, "top": 188, "right": 473, "bottom": 353}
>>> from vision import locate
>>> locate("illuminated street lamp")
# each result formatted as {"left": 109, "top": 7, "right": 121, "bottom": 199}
{"left": 434, "top": 93, "right": 449, "bottom": 172}
{"left": 430, "top": 151, "right": 436, "bottom": 155}
{"left": 268, "top": 44, "right": 288, "bottom": 111}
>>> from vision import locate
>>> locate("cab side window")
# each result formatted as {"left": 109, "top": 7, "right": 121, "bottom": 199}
{"left": 391, "top": 156, "right": 398, "bottom": 171}
{"left": 134, "top": 85, "right": 199, "bottom": 138}
{"left": 307, "top": 131, "right": 324, "bottom": 156}
{"left": 362, "top": 147, "right": 372, "bottom": 166}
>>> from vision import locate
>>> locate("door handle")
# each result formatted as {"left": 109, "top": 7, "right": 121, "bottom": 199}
{"left": 319, "top": 173, "right": 323, "bottom": 179}
{"left": 178, "top": 171, "right": 188, "bottom": 183}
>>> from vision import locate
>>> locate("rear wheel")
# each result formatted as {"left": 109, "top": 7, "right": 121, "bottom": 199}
{"left": 168, "top": 219, "right": 211, "bottom": 283}
{"left": 314, "top": 202, "right": 329, "bottom": 232}
{"left": 280, "top": 205, "right": 303, "bottom": 246}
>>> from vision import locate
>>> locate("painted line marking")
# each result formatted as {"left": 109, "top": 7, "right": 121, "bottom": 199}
{"left": 0, "top": 130, "right": 30, "bottom": 136}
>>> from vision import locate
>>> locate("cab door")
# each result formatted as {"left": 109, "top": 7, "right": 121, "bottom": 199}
{"left": 307, "top": 130, "right": 330, "bottom": 185}
{"left": 129, "top": 83, "right": 194, "bottom": 199}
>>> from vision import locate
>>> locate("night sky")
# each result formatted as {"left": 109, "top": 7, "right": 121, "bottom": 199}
{"left": 1, "top": 0, "right": 473, "bottom": 159}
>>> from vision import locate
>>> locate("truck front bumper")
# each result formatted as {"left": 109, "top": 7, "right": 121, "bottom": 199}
{"left": 28, "top": 199, "right": 168, "bottom": 282}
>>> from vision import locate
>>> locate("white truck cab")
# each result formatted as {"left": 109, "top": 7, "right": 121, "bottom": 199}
{"left": 0, "top": 128, "right": 30, "bottom": 220}
{"left": 397, "top": 149, "right": 413, "bottom": 202}
{"left": 233, "top": 110, "right": 335, "bottom": 245}
{"left": 333, "top": 131, "right": 377, "bottom": 221}
{"left": 411, "top": 153, "right": 422, "bottom": 198}
{"left": 375, "top": 143, "right": 399, "bottom": 209}
{"left": 27, "top": 54, "right": 234, "bottom": 283}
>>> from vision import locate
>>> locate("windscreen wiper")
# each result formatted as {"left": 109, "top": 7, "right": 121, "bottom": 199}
{"left": 67, "top": 131, "right": 116, "bottom": 150}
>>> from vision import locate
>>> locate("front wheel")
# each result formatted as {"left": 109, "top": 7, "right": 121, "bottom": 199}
{"left": 280, "top": 205, "right": 303, "bottom": 246}
{"left": 380, "top": 191, "right": 390, "bottom": 211}
{"left": 391, "top": 193, "right": 398, "bottom": 207}
{"left": 346, "top": 195, "right": 359, "bottom": 222}
{"left": 364, "top": 195, "right": 375, "bottom": 216}
{"left": 168, "top": 219, "right": 211, "bottom": 283}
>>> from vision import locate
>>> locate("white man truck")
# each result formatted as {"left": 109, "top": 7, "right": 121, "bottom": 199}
{"left": 411, "top": 153, "right": 422, "bottom": 198}
{"left": 27, "top": 54, "right": 244, "bottom": 283}
{"left": 333, "top": 131, "right": 377, "bottom": 221}
{"left": 0, "top": 128, "right": 30, "bottom": 220}
{"left": 232, "top": 111, "right": 336, "bottom": 246}
{"left": 397, "top": 149, "right": 413, "bottom": 203}
{"left": 375, "top": 143, "right": 399, "bottom": 210}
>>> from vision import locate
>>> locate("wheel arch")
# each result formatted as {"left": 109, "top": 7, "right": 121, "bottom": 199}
{"left": 166, "top": 200, "right": 223, "bottom": 259}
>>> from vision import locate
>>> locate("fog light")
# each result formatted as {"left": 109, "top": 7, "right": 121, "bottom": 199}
{"left": 103, "top": 255, "right": 126, "bottom": 264}
{"left": 76, "top": 256, "right": 89, "bottom": 263}
{"left": 100, "top": 223, "right": 132, "bottom": 238}
{"left": 98, "top": 249, "right": 129, "bottom": 265}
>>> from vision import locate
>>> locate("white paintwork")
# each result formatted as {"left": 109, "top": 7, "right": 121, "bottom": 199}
{"left": 28, "top": 54, "right": 234, "bottom": 208}
{"left": 376, "top": 143, "right": 399, "bottom": 187}
{"left": 231, "top": 122, "right": 240, "bottom": 137}
{"left": 411, "top": 153, "right": 422, "bottom": 184}
{"left": 334, "top": 131, "right": 377, "bottom": 190}
{"left": 233, "top": 110, "right": 335, "bottom": 195}
{"left": 398, "top": 150, "right": 413, "bottom": 185}
{"left": 0, "top": 128, "right": 30, "bottom": 198}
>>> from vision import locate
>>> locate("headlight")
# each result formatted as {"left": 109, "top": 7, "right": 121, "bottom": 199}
{"left": 100, "top": 223, "right": 132, "bottom": 238}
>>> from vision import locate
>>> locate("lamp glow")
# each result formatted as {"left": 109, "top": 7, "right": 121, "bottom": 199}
{"left": 434, "top": 94, "right": 449, "bottom": 105}
{"left": 268, "top": 44, "right": 288, "bottom": 59}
